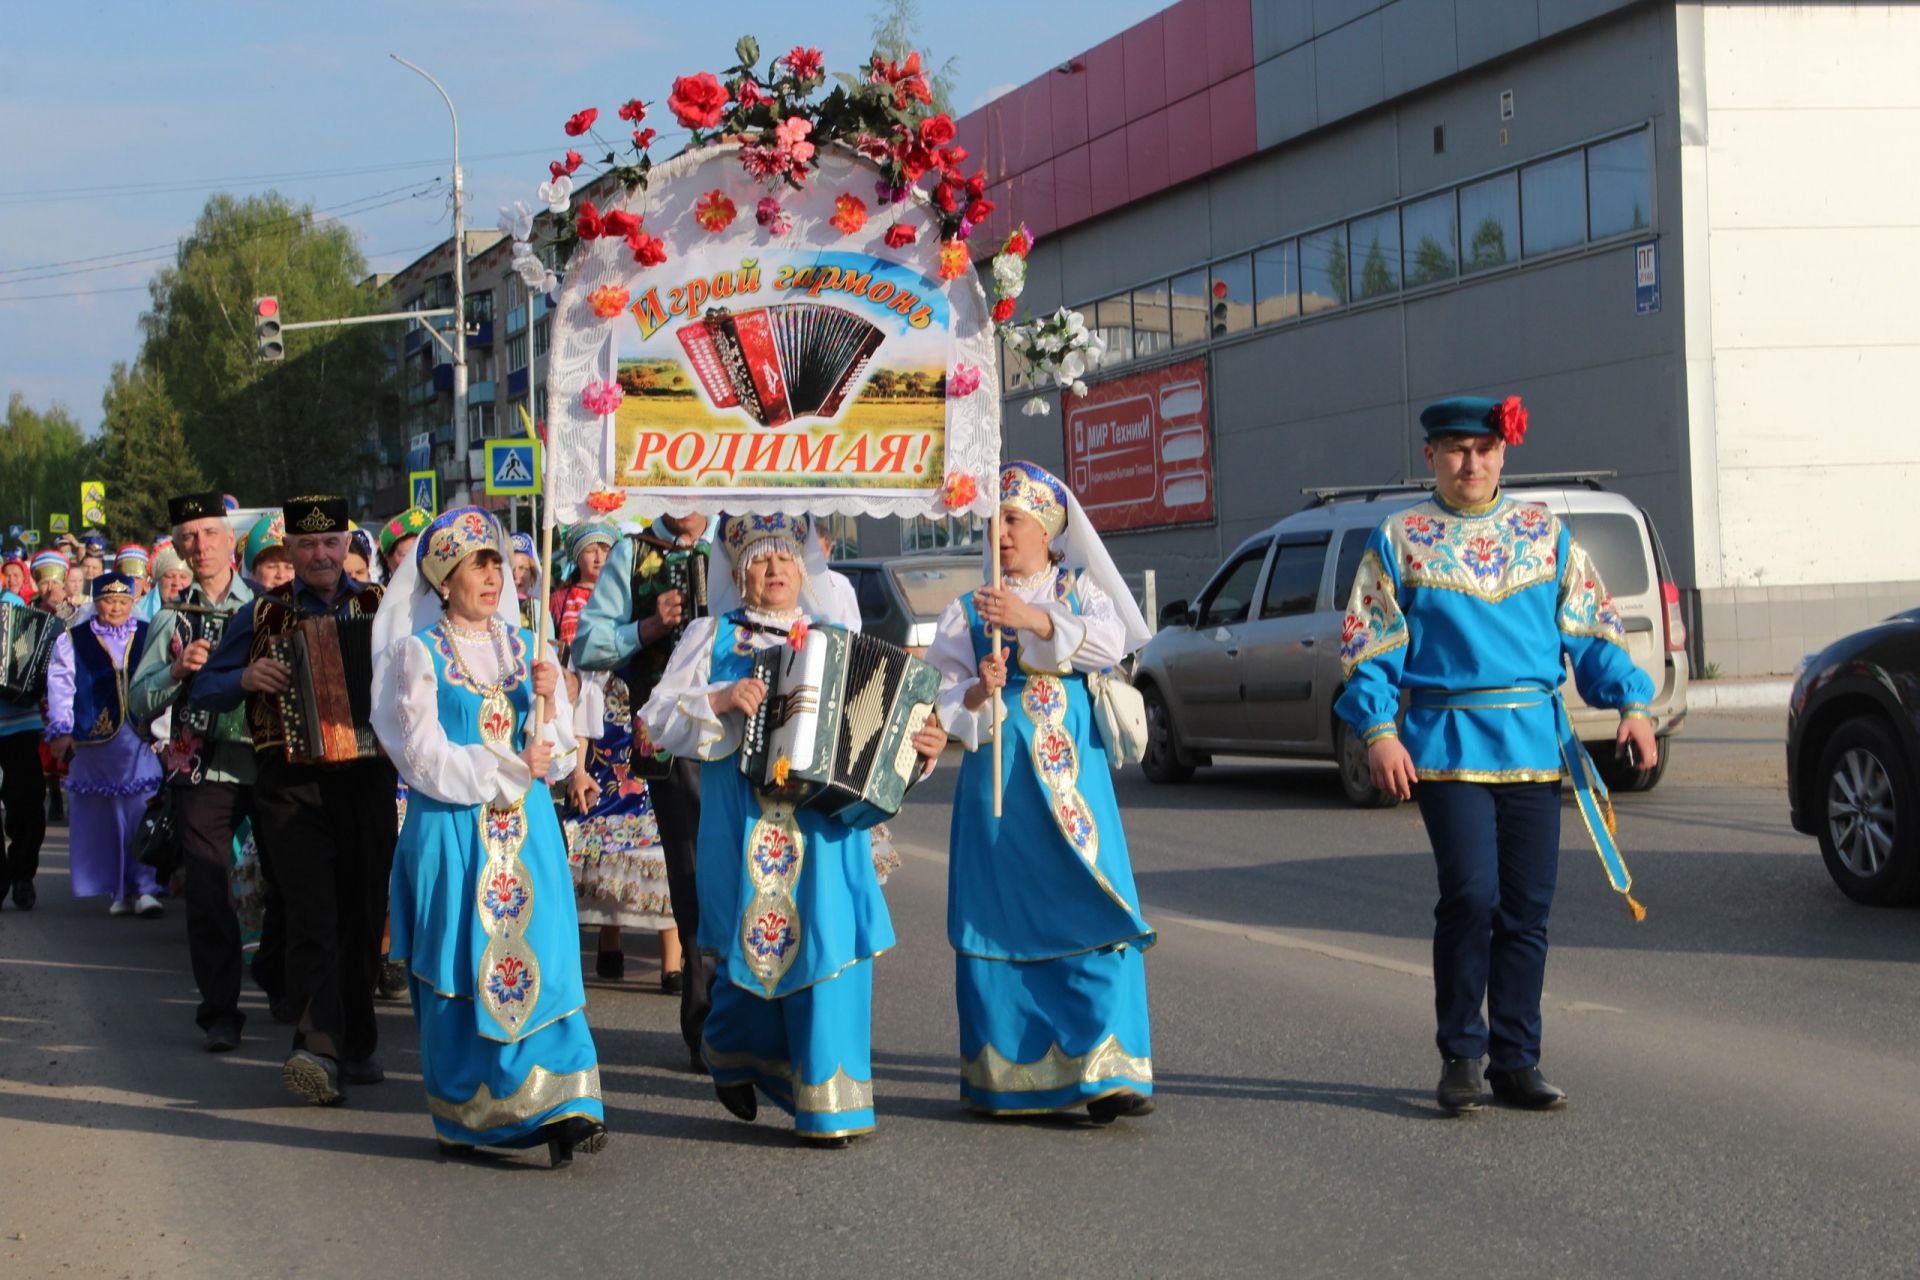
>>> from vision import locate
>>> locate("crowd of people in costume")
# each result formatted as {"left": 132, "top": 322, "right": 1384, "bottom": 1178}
{"left": 0, "top": 393, "right": 1655, "bottom": 1161}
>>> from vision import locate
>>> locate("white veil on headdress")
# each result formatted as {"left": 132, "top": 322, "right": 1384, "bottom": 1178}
{"left": 707, "top": 511, "right": 856, "bottom": 629}
{"left": 371, "top": 506, "right": 521, "bottom": 767}
{"left": 996, "top": 461, "right": 1153, "bottom": 657}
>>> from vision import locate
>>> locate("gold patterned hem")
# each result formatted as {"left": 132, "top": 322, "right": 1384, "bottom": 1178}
{"left": 795, "top": 1123, "right": 877, "bottom": 1139}
{"left": 1398, "top": 574, "right": 1557, "bottom": 603}
{"left": 965, "top": 1083, "right": 1146, "bottom": 1117}
{"left": 700, "top": 1045, "right": 875, "bottom": 1116}
{"left": 1414, "top": 767, "right": 1567, "bottom": 783}
{"left": 426, "top": 1064, "right": 603, "bottom": 1132}
{"left": 954, "top": 933, "right": 1156, "bottom": 964}
{"left": 960, "top": 1034, "right": 1153, "bottom": 1098}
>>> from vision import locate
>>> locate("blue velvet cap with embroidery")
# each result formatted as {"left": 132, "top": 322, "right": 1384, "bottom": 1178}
{"left": 91, "top": 571, "right": 135, "bottom": 598}
{"left": 1420, "top": 394, "right": 1529, "bottom": 444}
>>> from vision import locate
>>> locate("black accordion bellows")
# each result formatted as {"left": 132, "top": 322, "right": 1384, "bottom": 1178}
{"left": 677, "top": 303, "right": 886, "bottom": 428}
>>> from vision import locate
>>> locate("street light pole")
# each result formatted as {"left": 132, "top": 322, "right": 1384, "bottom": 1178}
{"left": 391, "top": 53, "right": 470, "bottom": 504}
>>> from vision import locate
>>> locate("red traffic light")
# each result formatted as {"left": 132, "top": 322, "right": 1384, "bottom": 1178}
{"left": 255, "top": 296, "right": 280, "bottom": 318}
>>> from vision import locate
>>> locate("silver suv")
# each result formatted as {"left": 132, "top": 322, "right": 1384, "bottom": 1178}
{"left": 1132, "top": 474, "right": 1690, "bottom": 806}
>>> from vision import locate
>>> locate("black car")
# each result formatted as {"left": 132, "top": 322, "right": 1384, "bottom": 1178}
{"left": 1787, "top": 606, "right": 1920, "bottom": 905}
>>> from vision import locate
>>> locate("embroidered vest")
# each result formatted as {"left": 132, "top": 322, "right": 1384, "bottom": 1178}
{"left": 71, "top": 621, "right": 147, "bottom": 746}
{"left": 245, "top": 581, "right": 384, "bottom": 752}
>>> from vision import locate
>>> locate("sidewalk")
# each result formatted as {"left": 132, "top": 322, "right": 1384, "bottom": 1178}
{"left": 1685, "top": 677, "right": 1794, "bottom": 711}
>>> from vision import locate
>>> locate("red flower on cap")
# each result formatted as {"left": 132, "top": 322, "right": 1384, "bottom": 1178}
{"left": 1494, "top": 395, "right": 1529, "bottom": 446}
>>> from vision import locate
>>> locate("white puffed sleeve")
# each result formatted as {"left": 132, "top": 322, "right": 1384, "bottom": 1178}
{"left": 571, "top": 666, "right": 609, "bottom": 742}
{"left": 1021, "top": 577, "right": 1128, "bottom": 675}
{"left": 929, "top": 597, "right": 994, "bottom": 751}
{"left": 389, "top": 636, "right": 572, "bottom": 806}
{"left": 636, "top": 615, "right": 740, "bottom": 761}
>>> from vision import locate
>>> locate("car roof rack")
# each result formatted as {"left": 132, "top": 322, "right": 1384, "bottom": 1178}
{"left": 1299, "top": 470, "right": 1617, "bottom": 506}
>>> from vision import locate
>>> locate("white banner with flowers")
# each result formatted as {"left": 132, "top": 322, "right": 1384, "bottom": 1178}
{"left": 525, "top": 39, "right": 1033, "bottom": 524}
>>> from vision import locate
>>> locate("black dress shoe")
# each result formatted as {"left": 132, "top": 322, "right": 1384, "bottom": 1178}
{"left": 341, "top": 1055, "right": 385, "bottom": 1085}
{"left": 11, "top": 879, "right": 34, "bottom": 911}
{"left": 595, "top": 949, "right": 625, "bottom": 981}
{"left": 1488, "top": 1067, "right": 1568, "bottom": 1110}
{"left": 1087, "top": 1090, "right": 1156, "bottom": 1123}
{"left": 1437, "top": 1057, "right": 1485, "bottom": 1114}
{"left": 715, "top": 1080, "right": 758, "bottom": 1122}
{"left": 375, "top": 959, "right": 408, "bottom": 1000}
{"left": 660, "top": 968, "right": 684, "bottom": 995}
{"left": 799, "top": 1134, "right": 853, "bottom": 1149}
{"left": 545, "top": 1116, "right": 609, "bottom": 1168}
{"left": 435, "top": 1137, "right": 477, "bottom": 1158}
{"left": 687, "top": 1049, "right": 710, "bottom": 1076}
{"left": 203, "top": 1022, "right": 242, "bottom": 1053}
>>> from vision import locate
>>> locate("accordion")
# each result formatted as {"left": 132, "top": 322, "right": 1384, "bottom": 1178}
{"left": 678, "top": 304, "right": 886, "bottom": 428}
{"left": 740, "top": 625, "right": 940, "bottom": 829}
{"left": 171, "top": 604, "right": 232, "bottom": 736}
{"left": 0, "top": 602, "right": 57, "bottom": 703}
{"left": 271, "top": 615, "right": 379, "bottom": 765}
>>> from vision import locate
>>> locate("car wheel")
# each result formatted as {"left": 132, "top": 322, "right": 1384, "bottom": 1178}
{"left": 1138, "top": 684, "right": 1194, "bottom": 785}
{"left": 1815, "top": 716, "right": 1920, "bottom": 906}
{"left": 1335, "top": 718, "right": 1398, "bottom": 808}
{"left": 1595, "top": 739, "right": 1671, "bottom": 792}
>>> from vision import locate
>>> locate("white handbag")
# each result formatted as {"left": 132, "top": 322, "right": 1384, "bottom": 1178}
{"left": 1087, "top": 669, "right": 1149, "bottom": 768}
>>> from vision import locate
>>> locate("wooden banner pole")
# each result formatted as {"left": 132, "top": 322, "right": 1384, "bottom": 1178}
{"left": 990, "top": 512, "right": 1004, "bottom": 817}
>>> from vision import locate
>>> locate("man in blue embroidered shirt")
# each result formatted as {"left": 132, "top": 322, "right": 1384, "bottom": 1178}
{"left": 1334, "top": 395, "right": 1657, "bottom": 1115}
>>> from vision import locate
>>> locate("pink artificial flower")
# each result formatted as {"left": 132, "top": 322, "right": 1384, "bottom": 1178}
{"left": 774, "top": 116, "right": 815, "bottom": 164}
{"left": 581, "top": 380, "right": 625, "bottom": 416}
{"left": 947, "top": 362, "right": 982, "bottom": 398}
{"left": 781, "top": 46, "right": 825, "bottom": 82}
{"left": 787, "top": 615, "right": 811, "bottom": 651}
{"left": 755, "top": 196, "right": 792, "bottom": 236}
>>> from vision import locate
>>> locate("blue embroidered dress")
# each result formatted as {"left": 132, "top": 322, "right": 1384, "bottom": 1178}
{"left": 386, "top": 621, "right": 603, "bottom": 1149}
{"left": 640, "top": 610, "right": 894, "bottom": 1139}
{"left": 1333, "top": 493, "right": 1655, "bottom": 781}
{"left": 928, "top": 570, "right": 1155, "bottom": 1114}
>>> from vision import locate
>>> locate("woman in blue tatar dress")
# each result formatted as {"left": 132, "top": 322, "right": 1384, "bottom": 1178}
{"left": 372, "top": 507, "right": 607, "bottom": 1168}
{"left": 925, "top": 461, "right": 1158, "bottom": 1123}
{"left": 640, "top": 512, "right": 945, "bottom": 1147}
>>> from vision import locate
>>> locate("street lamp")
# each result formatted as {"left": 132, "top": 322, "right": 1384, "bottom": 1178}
{"left": 391, "top": 53, "right": 470, "bottom": 504}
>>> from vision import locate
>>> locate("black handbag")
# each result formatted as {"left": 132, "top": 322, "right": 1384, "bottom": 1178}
{"left": 132, "top": 788, "right": 182, "bottom": 881}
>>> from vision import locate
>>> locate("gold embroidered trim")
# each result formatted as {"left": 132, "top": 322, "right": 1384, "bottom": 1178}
{"left": 1023, "top": 674, "right": 1100, "bottom": 868}
{"left": 1387, "top": 498, "right": 1562, "bottom": 603}
{"left": 1414, "top": 767, "right": 1567, "bottom": 783}
{"left": 700, "top": 1045, "right": 875, "bottom": 1114}
{"left": 1339, "top": 548, "right": 1408, "bottom": 677}
{"left": 740, "top": 802, "right": 805, "bottom": 995}
{"left": 426, "top": 1064, "right": 602, "bottom": 1131}
{"left": 960, "top": 1034, "right": 1153, "bottom": 1096}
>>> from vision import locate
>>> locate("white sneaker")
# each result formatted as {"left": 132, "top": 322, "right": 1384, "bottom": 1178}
{"left": 108, "top": 898, "right": 132, "bottom": 917}
{"left": 134, "top": 893, "right": 164, "bottom": 919}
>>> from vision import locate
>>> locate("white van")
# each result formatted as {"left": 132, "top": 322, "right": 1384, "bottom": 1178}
{"left": 1132, "top": 473, "right": 1690, "bottom": 806}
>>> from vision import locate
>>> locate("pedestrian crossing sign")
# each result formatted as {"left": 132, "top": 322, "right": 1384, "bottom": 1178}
{"left": 409, "top": 470, "right": 438, "bottom": 513}
{"left": 80, "top": 480, "right": 106, "bottom": 528}
{"left": 484, "top": 440, "right": 541, "bottom": 495}
{"left": 49, "top": 514, "right": 69, "bottom": 535}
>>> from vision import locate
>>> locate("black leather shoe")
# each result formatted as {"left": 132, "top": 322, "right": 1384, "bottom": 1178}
{"left": 282, "top": 1050, "right": 345, "bottom": 1106}
{"left": 11, "top": 879, "right": 34, "bottom": 911}
{"left": 1437, "top": 1057, "right": 1485, "bottom": 1114}
{"left": 203, "top": 1022, "right": 242, "bottom": 1053}
{"left": 715, "top": 1080, "right": 758, "bottom": 1122}
{"left": 1488, "top": 1067, "right": 1568, "bottom": 1110}
{"left": 435, "top": 1137, "right": 477, "bottom": 1158}
{"left": 799, "top": 1134, "right": 853, "bottom": 1149}
{"left": 660, "top": 968, "right": 685, "bottom": 995}
{"left": 596, "top": 949, "right": 625, "bottom": 981}
{"left": 545, "top": 1116, "right": 608, "bottom": 1168}
{"left": 375, "top": 959, "right": 408, "bottom": 1000}
{"left": 341, "top": 1055, "right": 385, "bottom": 1085}
{"left": 687, "top": 1049, "right": 710, "bottom": 1075}
{"left": 1087, "top": 1090, "right": 1156, "bottom": 1123}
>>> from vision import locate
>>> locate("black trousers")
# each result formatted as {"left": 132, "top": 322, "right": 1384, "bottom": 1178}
{"left": 252, "top": 755, "right": 398, "bottom": 1062}
{"left": 0, "top": 728, "right": 47, "bottom": 887}
{"left": 173, "top": 780, "right": 252, "bottom": 1031}
{"left": 652, "top": 756, "right": 712, "bottom": 1054}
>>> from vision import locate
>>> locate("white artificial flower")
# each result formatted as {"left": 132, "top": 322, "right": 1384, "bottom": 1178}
{"left": 1059, "top": 350, "right": 1087, "bottom": 382}
{"left": 1070, "top": 380, "right": 1088, "bottom": 397}
{"left": 538, "top": 175, "right": 574, "bottom": 214}
{"left": 539, "top": 268, "right": 560, "bottom": 295}
{"left": 498, "top": 201, "right": 534, "bottom": 242}
{"left": 511, "top": 238, "right": 536, "bottom": 262}
{"left": 991, "top": 253, "right": 1026, "bottom": 297}
{"left": 513, "top": 255, "right": 547, "bottom": 287}
{"left": 1021, "top": 396, "right": 1049, "bottom": 416}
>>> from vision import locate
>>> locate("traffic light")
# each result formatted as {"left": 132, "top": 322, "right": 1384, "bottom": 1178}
{"left": 254, "top": 296, "right": 284, "bottom": 362}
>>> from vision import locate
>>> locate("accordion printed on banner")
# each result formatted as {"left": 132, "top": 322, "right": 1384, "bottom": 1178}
{"left": 677, "top": 303, "right": 887, "bottom": 428}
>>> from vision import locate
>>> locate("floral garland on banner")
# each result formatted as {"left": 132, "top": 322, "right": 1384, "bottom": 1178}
{"left": 512, "top": 36, "right": 1046, "bottom": 520}
{"left": 1002, "top": 305, "right": 1105, "bottom": 416}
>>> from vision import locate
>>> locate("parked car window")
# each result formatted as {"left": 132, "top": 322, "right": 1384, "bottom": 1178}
{"left": 1261, "top": 539, "right": 1329, "bottom": 618}
{"left": 847, "top": 569, "right": 889, "bottom": 623}
{"left": 1196, "top": 547, "right": 1269, "bottom": 627}
{"left": 1558, "top": 512, "right": 1651, "bottom": 596}
{"left": 1331, "top": 528, "right": 1371, "bottom": 611}
{"left": 889, "top": 561, "right": 983, "bottom": 619}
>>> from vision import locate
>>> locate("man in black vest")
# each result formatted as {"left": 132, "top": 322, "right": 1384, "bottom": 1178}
{"left": 573, "top": 513, "right": 712, "bottom": 1070}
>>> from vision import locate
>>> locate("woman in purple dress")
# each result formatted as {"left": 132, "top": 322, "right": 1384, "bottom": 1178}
{"left": 45, "top": 572, "right": 165, "bottom": 916}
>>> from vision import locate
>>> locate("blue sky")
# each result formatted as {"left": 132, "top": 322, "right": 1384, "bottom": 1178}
{"left": 0, "top": 0, "right": 1165, "bottom": 431}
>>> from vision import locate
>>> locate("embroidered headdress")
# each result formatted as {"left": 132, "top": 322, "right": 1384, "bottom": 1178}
{"left": 999, "top": 460, "right": 1069, "bottom": 539}
{"left": 283, "top": 495, "right": 348, "bottom": 535}
{"left": 114, "top": 544, "right": 150, "bottom": 577}
{"left": 152, "top": 546, "right": 187, "bottom": 578}
{"left": 566, "top": 522, "right": 617, "bottom": 563}
{"left": 417, "top": 506, "right": 507, "bottom": 589}
{"left": 717, "top": 512, "right": 811, "bottom": 581}
{"left": 378, "top": 505, "right": 432, "bottom": 561}
{"left": 242, "top": 512, "right": 286, "bottom": 573}
{"left": 92, "top": 571, "right": 136, "bottom": 599}
{"left": 510, "top": 531, "right": 537, "bottom": 560}
{"left": 31, "top": 551, "right": 67, "bottom": 582}
{"left": 166, "top": 490, "right": 227, "bottom": 526}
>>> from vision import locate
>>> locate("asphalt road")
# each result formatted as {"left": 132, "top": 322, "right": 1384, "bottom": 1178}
{"left": 3, "top": 710, "right": 1916, "bottom": 1279}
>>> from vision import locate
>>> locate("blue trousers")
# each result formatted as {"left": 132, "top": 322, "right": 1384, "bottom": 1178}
{"left": 1415, "top": 781, "right": 1561, "bottom": 1071}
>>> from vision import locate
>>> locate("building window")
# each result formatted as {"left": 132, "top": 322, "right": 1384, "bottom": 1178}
{"left": 1521, "top": 151, "right": 1586, "bottom": 257}
{"left": 1459, "top": 173, "right": 1518, "bottom": 273}
{"left": 534, "top": 315, "right": 552, "bottom": 359}
{"left": 468, "top": 348, "right": 493, "bottom": 382}
{"left": 818, "top": 513, "right": 860, "bottom": 560}
{"left": 1210, "top": 254, "right": 1253, "bottom": 338}
{"left": 1401, "top": 192, "right": 1458, "bottom": 286}
{"left": 466, "top": 290, "right": 494, "bottom": 325}
{"left": 1348, "top": 209, "right": 1400, "bottom": 301}
{"left": 901, "top": 513, "right": 979, "bottom": 552}
{"left": 467, "top": 402, "right": 495, "bottom": 440}
{"left": 1092, "top": 293, "right": 1134, "bottom": 368}
{"left": 1131, "top": 281, "right": 1171, "bottom": 360}
{"left": 1000, "top": 332, "right": 1033, "bottom": 393}
{"left": 1253, "top": 241, "right": 1299, "bottom": 326}
{"left": 1300, "top": 225, "right": 1348, "bottom": 313}
{"left": 507, "top": 334, "right": 528, "bottom": 373}
{"left": 1587, "top": 131, "right": 1651, "bottom": 239}
{"left": 1169, "top": 268, "right": 1210, "bottom": 348}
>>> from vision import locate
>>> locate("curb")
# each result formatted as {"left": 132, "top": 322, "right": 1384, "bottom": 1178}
{"left": 1686, "top": 679, "right": 1793, "bottom": 711}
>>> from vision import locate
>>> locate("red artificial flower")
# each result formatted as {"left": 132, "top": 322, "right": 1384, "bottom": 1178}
{"left": 617, "top": 98, "right": 647, "bottom": 123}
{"left": 965, "top": 171, "right": 987, "bottom": 199}
{"left": 938, "top": 240, "right": 969, "bottom": 281}
{"left": 883, "top": 223, "right": 918, "bottom": 249}
{"left": 897, "top": 142, "right": 936, "bottom": 182}
{"left": 627, "top": 231, "right": 668, "bottom": 267}
{"left": 964, "top": 198, "right": 995, "bottom": 224}
{"left": 668, "top": 71, "right": 730, "bottom": 130}
{"left": 918, "top": 114, "right": 957, "bottom": 149}
{"left": 933, "top": 177, "right": 960, "bottom": 213}
{"left": 586, "top": 491, "right": 624, "bottom": 514}
{"left": 601, "top": 209, "right": 642, "bottom": 240}
{"left": 943, "top": 472, "right": 979, "bottom": 511}
{"left": 694, "top": 190, "right": 737, "bottom": 233}
{"left": 547, "top": 150, "right": 584, "bottom": 182}
{"left": 870, "top": 51, "right": 932, "bottom": 110}
{"left": 940, "top": 145, "right": 969, "bottom": 170}
{"left": 1494, "top": 395, "right": 1529, "bottom": 446}
{"left": 564, "top": 107, "right": 599, "bottom": 137}
{"left": 1004, "top": 228, "right": 1031, "bottom": 257}
{"left": 734, "top": 78, "right": 770, "bottom": 110}
{"left": 830, "top": 193, "right": 868, "bottom": 235}
{"left": 992, "top": 296, "right": 1016, "bottom": 323}
{"left": 633, "top": 127, "right": 658, "bottom": 150}
{"left": 781, "top": 46, "right": 825, "bottom": 82}
{"left": 787, "top": 614, "right": 811, "bottom": 651}
{"left": 575, "top": 199, "right": 605, "bottom": 240}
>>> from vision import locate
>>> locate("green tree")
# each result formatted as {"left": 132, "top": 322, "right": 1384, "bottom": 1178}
{"left": 98, "top": 363, "right": 210, "bottom": 537}
{"left": 1468, "top": 217, "right": 1510, "bottom": 270}
{"left": 1409, "top": 235, "right": 1455, "bottom": 285}
{"left": 0, "top": 393, "right": 98, "bottom": 536}
{"left": 870, "top": 0, "right": 960, "bottom": 114}
{"left": 1360, "top": 238, "right": 1395, "bottom": 298}
{"left": 1324, "top": 236, "right": 1349, "bottom": 306}
{"left": 137, "top": 191, "right": 393, "bottom": 504}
